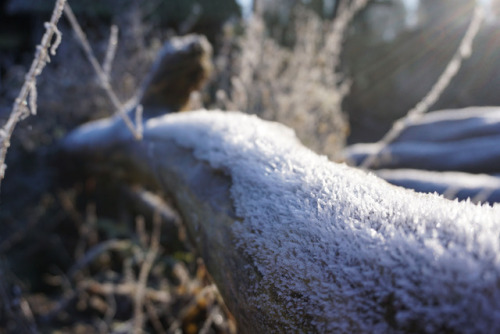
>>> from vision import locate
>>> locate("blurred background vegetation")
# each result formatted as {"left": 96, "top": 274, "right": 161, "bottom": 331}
{"left": 1, "top": 0, "right": 500, "bottom": 333}
{"left": 2, "top": 0, "right": 500, "bottom": 142}
{"left": 256, "top": 0, "right": 500, "bottom": 142}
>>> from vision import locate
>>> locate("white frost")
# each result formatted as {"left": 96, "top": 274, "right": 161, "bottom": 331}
{"left": 144, "top": 110, "right": 500, "bottom": 332}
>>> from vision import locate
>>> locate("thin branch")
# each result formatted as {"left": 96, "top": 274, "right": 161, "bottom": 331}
{"left": 133, "top": 213, "right": 162, "bottom": 334}
{"left": 0, "top": 0, "right": 66, "bottom": 186}
{"left": 136, "top": 215, "right": 149, "bottom": 248}
{"left": 103, "top": 25, "right": 119, "bottom": 79}
{"left": 199, "top": 305, "right": 222, "bottom": 334}
{"left": 322, "top": 0, "right": 370, "bottom": 88}
{"left": 63, "top": 3, "right": 142, "bottom": 140}
{"left": 360, "top": 5, "right": 484, "bottom": 169}
{"left": 101, "top": 293, "right": 117, "bottom": 334}
{"left": 145, "top": 300, "right": 168, "bottom": 334}
{"left": 167, "top": 284, "right": 218, "bottom": 333}
{"left": 68, "top": 239, "right": 134, "bottom": 279}
{"left": 122, "top": 185, "right": 185, "bottom": 240}
{"left": 80, "top": 279, "right": 172, "bottom": 304}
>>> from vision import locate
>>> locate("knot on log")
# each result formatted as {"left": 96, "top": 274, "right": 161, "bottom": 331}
{"left": 138, "top": 34, "right": 213, "bottom": 115}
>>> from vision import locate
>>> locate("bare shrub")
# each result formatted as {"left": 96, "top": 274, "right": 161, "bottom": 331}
{"left": 214, "top": 1, "right": 368, "bottom": 160}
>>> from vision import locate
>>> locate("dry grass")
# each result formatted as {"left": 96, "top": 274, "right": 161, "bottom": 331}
{"left": 0, "top": 184, "right": 236, "bottom": 333}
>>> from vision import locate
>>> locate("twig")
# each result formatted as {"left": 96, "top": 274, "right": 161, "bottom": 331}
{"left": 68, "top": 239, "right": 134, "bottom": 279}
{"left": 199, "top": 305, "right": 222, "bottom": 334}
{"left": 80, "top": 279, "right": 172, "bottom": 304}
{"left": 172, "top": 262, "right": 192, "bottom": 291}
{"left": 145, "top": 299, "right": 168, "bottom": 334}
{"left": 103, "top": 25, "right": 119, "bottom": 79}
{"left": 133, "top": 212, "right": 162, "bottom": 334}
{"left": 0, "top": 0, "right": 66, "bottom": 186}
{"left": 136, "top": 215, "right": 149, "bottom": 248}
{"left": 167, "top": 284, "right": 218, "bottom": 334}
{"left": 360, "top": 5, "right": 484, "bottom": 169}
{"left": 101, "top": 293, "right": 117, "bottom": 334}
{"left": 57, "top": 190, "right": 94, "bottom": 261}
{"left": 122, "top": 185, "right": 186, "bottom": 242}
{"left": 63, "top": 3, "right": 143, "bottom": 140}
{"left": 322, "top": 0, "right": 370, "bottom": 89}
{"left": 39, "top": 289, "right": 78, "bottom": 323}
{"left": 73, "top": 203, "right": 99, "bottom": 261}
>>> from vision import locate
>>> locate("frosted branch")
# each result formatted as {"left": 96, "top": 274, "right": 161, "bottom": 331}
{"left": 0, "top": 0, "right": 67, "bottom": 185}
{"left": 322, "top": 0, "right": 370, "bottom": 86}
{"left": 103, "top": 25, "right": 119, "bottom": 79}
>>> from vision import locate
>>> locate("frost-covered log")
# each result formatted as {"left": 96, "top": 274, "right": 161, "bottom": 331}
{"left": 375, "top": 169, "right": 500, "bottom": 204}
{"left": 344, "top": 107, "right": 500, "bottom": 173}
{"left": 61, "top": 110, "right": 500, "bottom": 333}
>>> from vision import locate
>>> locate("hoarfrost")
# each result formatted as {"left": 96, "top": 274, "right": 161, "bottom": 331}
{"left": 66, "top": 110, "right": 500, "bottom": 332}
{"left": 145, "top": 110, "right": 500, "bottom": 333}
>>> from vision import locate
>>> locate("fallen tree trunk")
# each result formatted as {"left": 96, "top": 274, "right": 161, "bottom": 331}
{"left": 344, "top": 135, "right": 500, "bottom": 173}
{"left": 61, "top": 110, "right": 500, "bottom": 333}
{"left": 344, "top": 107, "right": 500, "bottom": 173}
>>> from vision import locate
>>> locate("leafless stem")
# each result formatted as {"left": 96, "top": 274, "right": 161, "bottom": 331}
{"left": 123, "top": 185, "right": 184, "bottom": 239}
{"left": 136, "top": 215, "right": 149, "bottom": 248}
{"left": 103, "top": 25, "right": 119, "bottom": 79}
{"left": 101, "top": 293, "right": 117, "bottom": 334}
{"left": 0, "top": 0, "right": 66, "bottom": 186}
{"left": 145, "top": 300, "right": 168, "bottom": 334}
{"left": 199, "top": 305, "right": 222, "bottom": 334}
{"left": 133, "top": 212, "right": 162, "bottom": 333}
{"left": 322, "top": 0, "right": 370, "bottom": 87}
{"left": 80, "top": 279, "right": 172, "bottom": 304}
{"left": 68, "top": 239, "right": 134, "bottom": 279}
{"left": 63, "top": 3, "right": 142, "bottom": 140}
